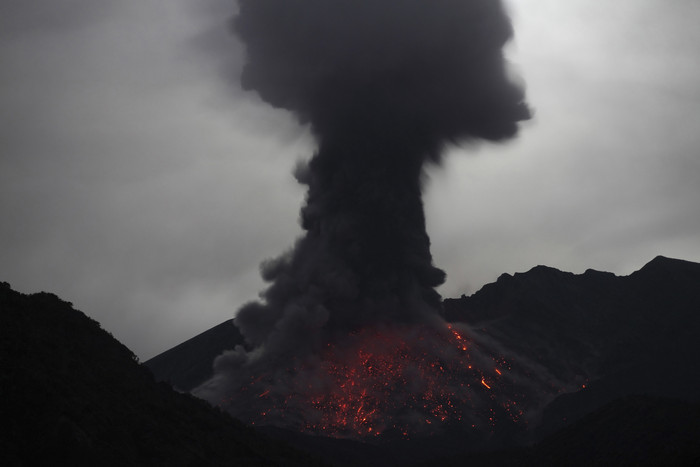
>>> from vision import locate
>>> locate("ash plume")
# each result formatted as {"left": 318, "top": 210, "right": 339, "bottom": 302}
{"left": 196, "top": 0, "right": 530, "bottom": 436}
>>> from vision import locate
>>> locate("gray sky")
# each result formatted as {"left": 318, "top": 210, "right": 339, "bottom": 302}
{"left": 2, "top": 0, "right": 699, "bottom": 360}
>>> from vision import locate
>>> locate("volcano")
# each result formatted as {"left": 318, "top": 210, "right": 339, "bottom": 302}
{"left": 150, "top": 0, "right": 699, "bottom": 458}
{"left": 193, "top": 0, "right": 531, "bottom": 440}
{"left": 147, "top": 255, "right": 700, "bottom": 460}
{"left": 5, "top": 264, "right": 700, "bottom": 465}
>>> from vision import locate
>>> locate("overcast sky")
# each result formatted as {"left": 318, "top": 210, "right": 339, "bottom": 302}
{"left": 2, "top": 0, "right": 699, "bottom": 360}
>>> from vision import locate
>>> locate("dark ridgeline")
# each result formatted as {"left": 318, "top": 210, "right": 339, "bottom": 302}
{"left": 0, "top": 282, "right": 321, "bottom": 466}
{"left": 444, "top": 255, "right": 700, "bottom": 438}
{"left": 3, "top": 268, "right": 699, "bottom": 466}
{"left": 4, "top": 269, "right": 699, "bottom": 466}
{"left": 195, "top": 0, "right": 529, "bottom": 429}
{"left": 146, "top": 256, "right": 700, "bottom": 465}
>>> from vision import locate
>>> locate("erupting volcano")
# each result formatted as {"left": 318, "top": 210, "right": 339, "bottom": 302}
{"left": 195, "top": 0, "right": 533, "bottom": 439}
{"left": 236, "top": 323, "right": 539, "bottom": 439}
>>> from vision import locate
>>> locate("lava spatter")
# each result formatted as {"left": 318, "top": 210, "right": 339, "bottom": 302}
{"left": 233, "top": 322, "right": 530, "bottom": 439}
{"left": 196, "top": 0, "right": 532, "bottom": 440}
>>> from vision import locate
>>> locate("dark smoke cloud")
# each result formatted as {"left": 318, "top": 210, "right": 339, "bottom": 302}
{"left": 235, "top": 0, "right": 529, "bottom": 146}
{"left": 196, "top": 0, "right": 529, "bottom": 435}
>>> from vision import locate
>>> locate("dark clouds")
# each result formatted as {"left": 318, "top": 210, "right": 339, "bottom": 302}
{"left": 235, "top": 0, "right": 528, "bottom": 147}
{"left": 194, "top": 0, "right": 531, "bottom": 431}
{"left": 229, "top": 0, "right": 529, "bottom": 340}
{"left": 0, "top": 0, "right": 306, "bottom": 358}
{"left": 0, "top": 0, "right": 699, "bottom": 362}
{"left": 428, "top": 0, "right": 700, "bottom": 295}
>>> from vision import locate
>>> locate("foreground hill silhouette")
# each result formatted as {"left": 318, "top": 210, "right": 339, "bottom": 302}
{"left": 0, "top": 282, "right": 321, "bottom": 466}
{"left": 421, "top": 395, "right": 700, "bottom": 466}
{"left": 2, "top": 256, "right": 699, "bottom": 466}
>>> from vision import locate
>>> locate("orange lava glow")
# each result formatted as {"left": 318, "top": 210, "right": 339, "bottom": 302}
{"left": 241, "top": 323, "right": 528, "bottom": 438}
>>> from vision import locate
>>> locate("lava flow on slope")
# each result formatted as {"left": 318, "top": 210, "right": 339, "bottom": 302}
{"left": 230, "top": 322, "right": 535, "bottom": 440}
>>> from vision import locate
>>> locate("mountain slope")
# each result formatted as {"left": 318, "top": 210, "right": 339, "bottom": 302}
{"left": 146, "top": 319, "right": 243, "bottom": 392}
{"left": 0, "top": 282, "right": 321, "bottom": 466}
{"left": 5, "top": 255, "right": 700, "bottom": 465}
{"left": 145, "top": 255, "right": 700, "bottom": 453}
{"left": 148, "top": 256, "right": 700, "bottom": 400}
{"left": 443, "top": 256, "right": 700, "bottom": 437}
{"left": 422, "top": 395, "right": 700, "bottom": 467}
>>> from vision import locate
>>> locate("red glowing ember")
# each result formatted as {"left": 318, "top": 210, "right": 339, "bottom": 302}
{"left": 238, "top": 322, "right": 528, "bottom": 438}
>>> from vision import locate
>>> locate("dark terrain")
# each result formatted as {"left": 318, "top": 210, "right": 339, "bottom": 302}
{"left": 147, "top": 256, "right": 700, "bottom": 465}
{"left": 2, "top": 256, "right": 699, "bottom": 465}
{"left": 0, "top": 282, "right": 321, "bottom": 466}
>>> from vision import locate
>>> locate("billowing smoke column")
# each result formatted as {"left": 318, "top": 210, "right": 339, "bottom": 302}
{"left": 196, "top": 0, "right": 531, "bottom": 438}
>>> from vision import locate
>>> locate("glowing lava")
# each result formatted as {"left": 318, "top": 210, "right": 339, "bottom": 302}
{"left": 236, "top": 323, "right": 528, "bottom": 439}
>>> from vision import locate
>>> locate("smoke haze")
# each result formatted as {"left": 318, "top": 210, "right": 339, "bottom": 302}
{"left": 196, "top": 0, "right": 530, "bottom": 436}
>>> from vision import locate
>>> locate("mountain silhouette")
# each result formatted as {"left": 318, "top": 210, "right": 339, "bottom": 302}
{"left": 145, "top": 255, "right": 700, "bottom": 464}
{"left": 149, "top": 255, "right": 700, "bottom": 400}
{"left": 0, "top": 282, "right": 322, "bottom": 466}
{"left": 420, "top": 395, "right": 700, "bottom": 466}
{"left": 443, "top": 255, "right": 700, "bottom": 438}
{"left": 3, "top": 255, "right": 699, "bottom": 465}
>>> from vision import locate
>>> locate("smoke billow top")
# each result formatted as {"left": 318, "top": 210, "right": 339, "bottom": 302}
{"left": 196, "top": 0, "right": 532, "bottom": 437}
